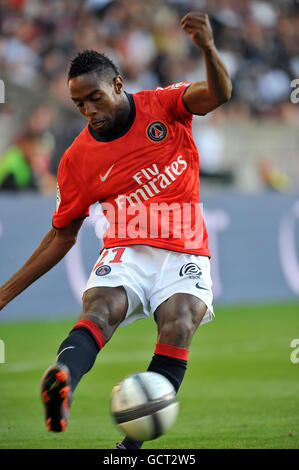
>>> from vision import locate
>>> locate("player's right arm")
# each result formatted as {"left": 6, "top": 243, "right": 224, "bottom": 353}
{"left": 0, "top": 218, "right": 83, "bottom": 311}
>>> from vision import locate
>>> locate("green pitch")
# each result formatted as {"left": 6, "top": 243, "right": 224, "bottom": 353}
{"left": 0, "top": 302, "right": 298, "bottom": 449}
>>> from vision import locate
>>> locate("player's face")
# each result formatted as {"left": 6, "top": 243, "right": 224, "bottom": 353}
{"left": 69, "top": 72, "right": 124, "bottom": 133}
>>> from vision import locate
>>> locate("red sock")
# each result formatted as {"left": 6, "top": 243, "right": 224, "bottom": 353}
{"left": 154, "top": 343, "right": 189, "bottom": 362}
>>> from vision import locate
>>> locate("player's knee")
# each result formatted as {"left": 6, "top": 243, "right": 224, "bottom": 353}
{"left": 81, "top": 287, "right": 128, "bottom": 342}
{"left": 158, "top": 311, "right": 193, "bottom": 347}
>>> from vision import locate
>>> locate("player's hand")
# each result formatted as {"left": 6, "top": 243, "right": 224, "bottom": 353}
{"left": 181, "top": 12, "right": 214, "bottom": 49}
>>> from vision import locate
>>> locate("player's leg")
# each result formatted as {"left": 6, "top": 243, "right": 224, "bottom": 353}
{"left": 55, "top": 286, "right": 128, "bottom": 391}
{"left": 41, "top": 286, "right": 127, "bottom": 432}
{"left": 154, "top": 293, "right": 207, "bottom": 347}
{"left": 119, "top": 294, "right": 207, "bottom": 449}
{"left": 148, "top": 293, "right": 206, "bottom": 390}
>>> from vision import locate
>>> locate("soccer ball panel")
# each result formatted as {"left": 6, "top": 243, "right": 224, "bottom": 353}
{"left": 118, "top": 414, "right": 156, "bottom": 441}
{"left": 155, "top": 402, "right": 179, "bottom": 434}
{"left": 111, "top": 375, "right": 147, "bottom": 412}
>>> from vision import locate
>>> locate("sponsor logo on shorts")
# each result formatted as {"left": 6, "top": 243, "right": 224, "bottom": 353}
{"left": 147, "top": 121, "right": 168, "bottom": 142}
{"left": 179, "top": 263, "right": 202, "bottom": 279}
{"left": 195, "top": 282, "right": 209, "bottom": 291}
{"left": 95, "top": 265, "right": 111, "bottom": 276}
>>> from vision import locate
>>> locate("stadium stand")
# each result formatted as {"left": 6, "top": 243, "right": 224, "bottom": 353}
{"left": 0, "top": 0, "right": 298, "bottom": 191}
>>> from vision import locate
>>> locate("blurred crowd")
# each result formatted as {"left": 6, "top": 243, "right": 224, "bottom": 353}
{"left": 0, "top": 0, "right": 298, "bottom": 192}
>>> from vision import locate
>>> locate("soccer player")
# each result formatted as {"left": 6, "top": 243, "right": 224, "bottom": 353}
{"left": 0, "top": 12, "right": 231, "bottom": 448}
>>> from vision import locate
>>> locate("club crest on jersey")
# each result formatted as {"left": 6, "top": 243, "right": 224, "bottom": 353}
{"left": 95, "top": 265, "right": 111, "bottom": 276}
{"left": 147, "top": 121, "right": 168, "bottom": 142}
{"left": 179, "top": 263, "right": 202, "bottom": 279}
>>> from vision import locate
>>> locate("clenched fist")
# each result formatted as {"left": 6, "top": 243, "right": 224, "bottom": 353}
{"left": 181, "top": 12, "right": 214, "bottom": 49}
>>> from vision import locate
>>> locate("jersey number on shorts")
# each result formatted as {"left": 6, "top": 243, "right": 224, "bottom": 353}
{"left": 93, "top": 247, "right": 126, "bottom": 271}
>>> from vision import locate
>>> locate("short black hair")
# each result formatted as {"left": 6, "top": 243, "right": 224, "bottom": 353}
{"left": 68, "top": 50, "right": 120, "bottom": 82}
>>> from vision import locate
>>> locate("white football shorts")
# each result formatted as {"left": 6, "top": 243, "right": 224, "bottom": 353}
{"left": 84, "top": 244, "right": 214, "bottom": 328}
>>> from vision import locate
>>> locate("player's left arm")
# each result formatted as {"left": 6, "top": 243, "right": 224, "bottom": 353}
{"left": 181, "top": 12, "right": 232, "bottom": 115}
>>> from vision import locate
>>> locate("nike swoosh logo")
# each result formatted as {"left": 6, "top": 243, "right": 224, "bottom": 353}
{"left": 56, "top": 346, "right": 75, "bottom": 361}
{"left": 195, "top": 283, "right": 209, "bottom": 291}
{"left": 100, "top": 164, "right": 114, "bottom": 182}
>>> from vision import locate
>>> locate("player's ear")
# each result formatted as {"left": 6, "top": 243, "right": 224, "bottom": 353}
{"left": 113, "top": 75, "right": 124, "bottom": 94}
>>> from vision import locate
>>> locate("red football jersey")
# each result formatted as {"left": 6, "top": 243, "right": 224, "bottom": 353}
{"left": 53, "top": 82, "right": 210, "bottom": 256}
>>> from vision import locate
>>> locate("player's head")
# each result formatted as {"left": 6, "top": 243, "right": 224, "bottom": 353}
{"left": 68, "top": 50, "right": 126, "bottom": 133}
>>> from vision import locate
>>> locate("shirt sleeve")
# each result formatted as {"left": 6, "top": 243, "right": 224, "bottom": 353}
{"left": 52, "top": 150, "right": 90, "bottom": 229}
{"left": 154, "top": 82, "right": 193, "bottom": 123}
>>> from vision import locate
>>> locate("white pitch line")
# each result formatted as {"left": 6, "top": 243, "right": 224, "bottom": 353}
{"left": 0, "top": 351, "right": 152, "bottom": 373}
{"left": 0, "top": 360, "right": 51, "bottom": 373}
{"left": 0, "top": 338, "right": 278, "bottom": 374}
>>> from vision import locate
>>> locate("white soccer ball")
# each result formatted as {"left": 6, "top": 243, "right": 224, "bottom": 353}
{"left": 110, "top": 371, "right": 179, "bottom": 441}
